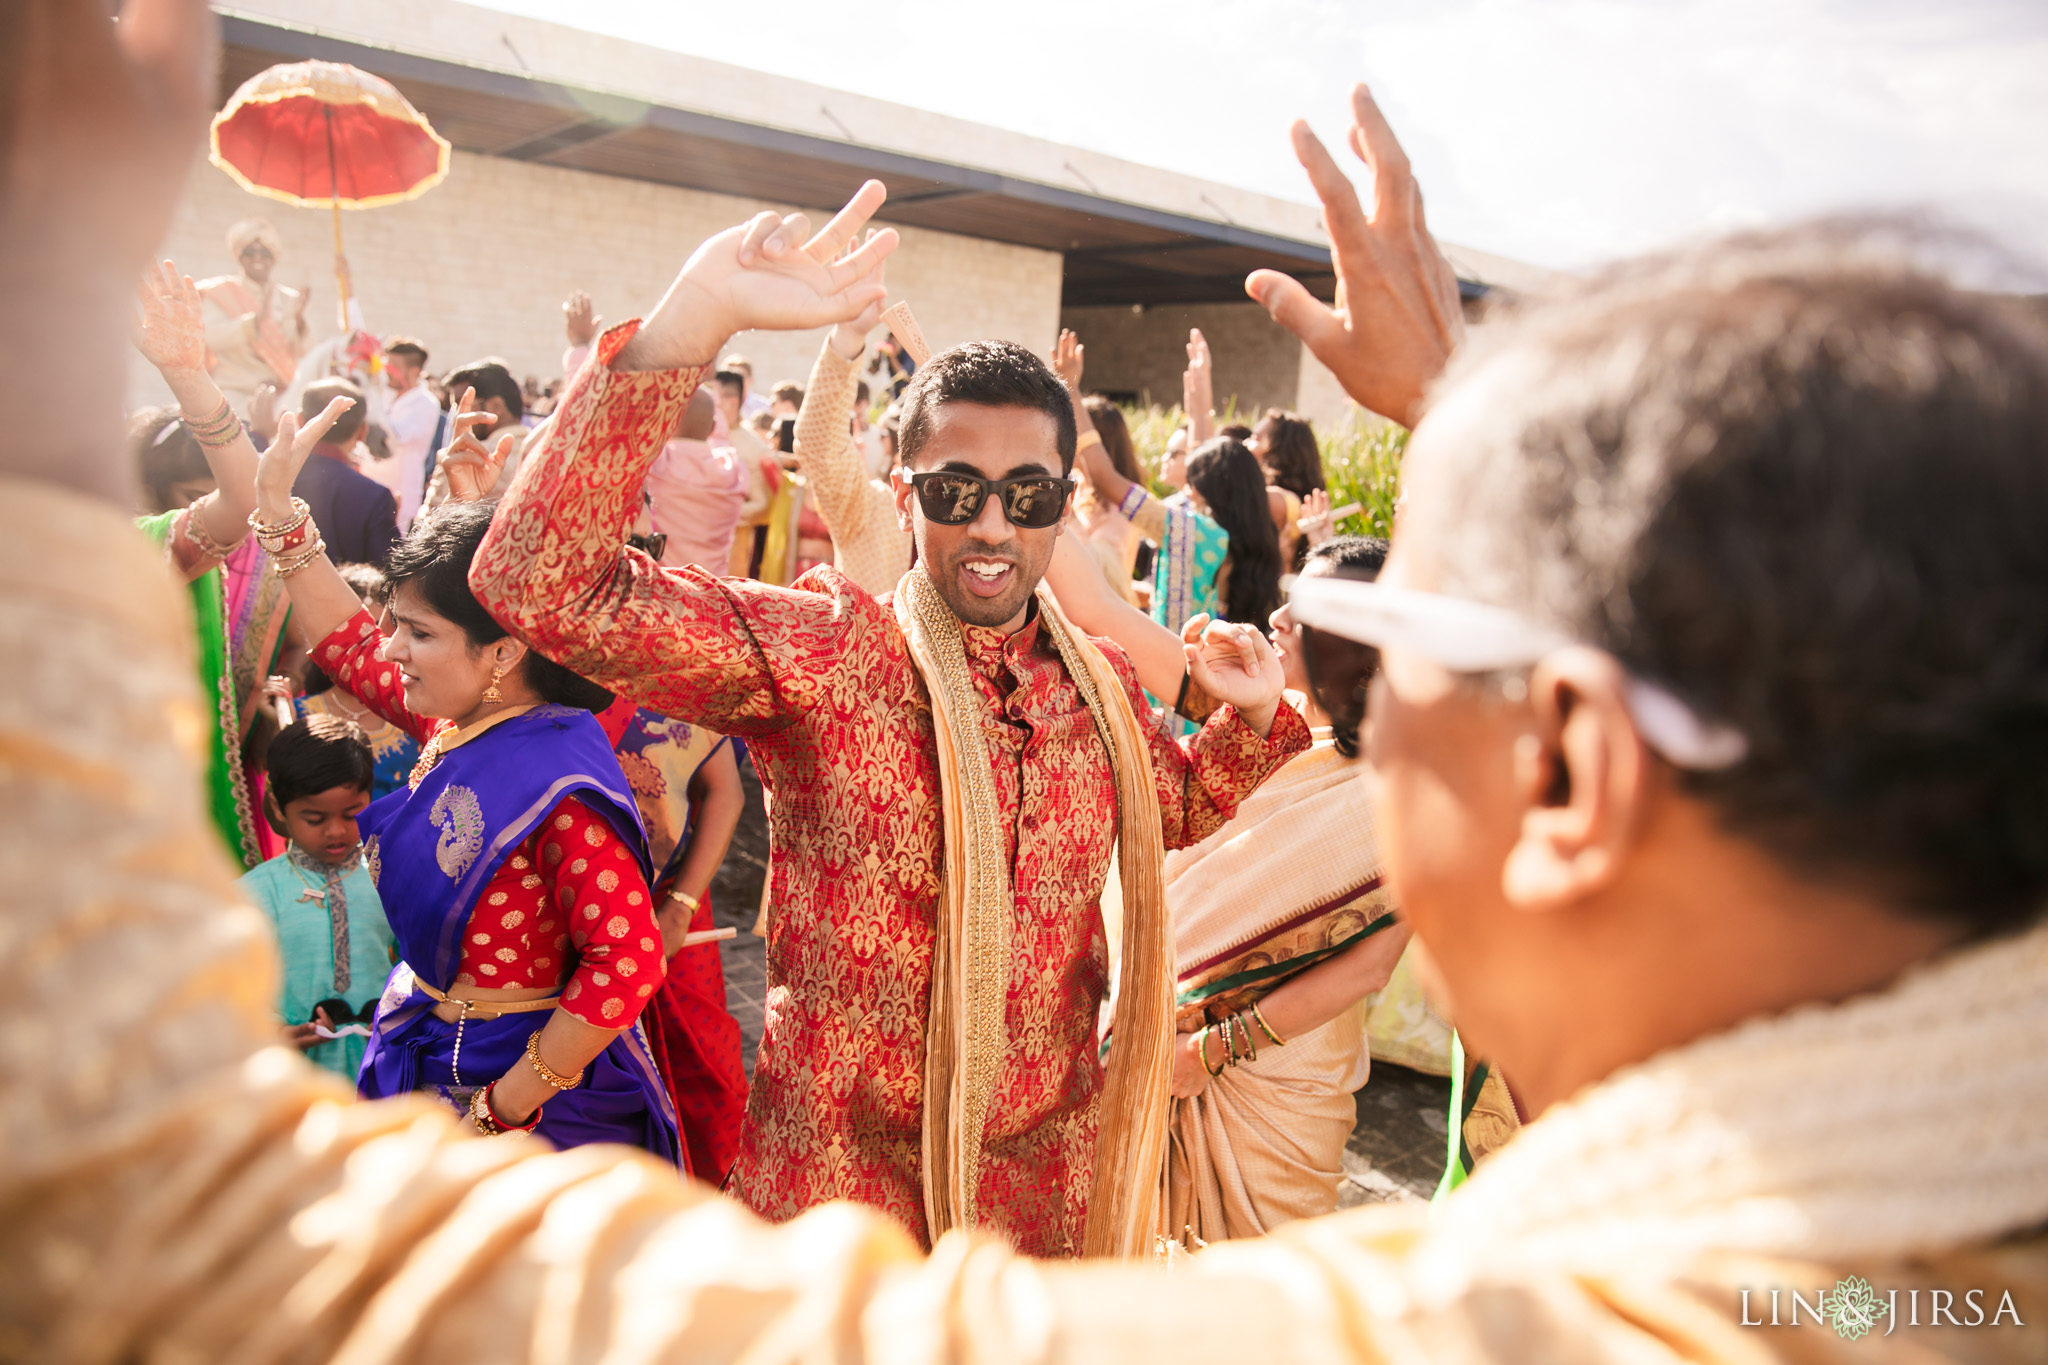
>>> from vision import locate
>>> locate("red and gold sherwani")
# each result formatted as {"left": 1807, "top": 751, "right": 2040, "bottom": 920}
{"left": 472, "top": 322, "right": 1310, "bottom": 1256}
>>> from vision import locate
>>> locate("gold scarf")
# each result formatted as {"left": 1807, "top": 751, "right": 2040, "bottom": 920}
{"left": 894, "top": 566, "right": 1175, "bottom": 1258}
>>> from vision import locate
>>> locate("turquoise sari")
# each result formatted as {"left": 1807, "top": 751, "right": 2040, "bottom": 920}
{"left": 1151, "top": 500, "right": 1230, "bottom": 636}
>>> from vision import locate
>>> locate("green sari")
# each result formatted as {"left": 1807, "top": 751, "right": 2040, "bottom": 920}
{"left": 138, "top": 511, "right": 264, "bottom": 867}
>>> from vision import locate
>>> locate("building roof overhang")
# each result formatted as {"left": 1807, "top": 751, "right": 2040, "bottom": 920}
{"left": 218, "top": 10, "right": 1351, "bottom": 308}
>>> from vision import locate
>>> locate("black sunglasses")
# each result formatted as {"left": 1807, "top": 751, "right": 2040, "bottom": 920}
{"left": 1296, "top": 619, "right": 1380, "bottom": 757}
{"left": 909, "top": 471, "right": 1074, "bottom": 529}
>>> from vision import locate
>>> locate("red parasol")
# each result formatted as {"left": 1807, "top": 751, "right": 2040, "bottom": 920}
{"left": 209, "top": 60, "right": 450, "bottom": 327}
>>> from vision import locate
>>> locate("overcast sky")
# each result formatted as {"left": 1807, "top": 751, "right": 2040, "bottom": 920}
{"left": 470, "top": 0, "right": 2047, "bottom": 272}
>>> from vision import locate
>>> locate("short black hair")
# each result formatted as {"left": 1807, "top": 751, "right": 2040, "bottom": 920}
{"left": 1418, "top": 218, "right": 2048, "bottom": 937}
{"left": 898, "top": 339, "right": 1077, "bottom": 473}
{"left": 1301, "top": 535, "right": 1389, "bottom": 758}
{"left": 383, "top": 337, "right": 429, "bottom": 367}
{"left": 385, "top": 501, "right": 614, "bottom": 712}
{"left": 302, "top": 377, "right": 366, "bottom": 443}
{"left": 714, "top": 370, "right": 745, "bottom": 394}
{"left": 267, "top": 715, "right": 374, "bottom": 811}
{"left": 335, "top": 560, "right": 391, "bottom": 605}
{"left": 444, "top": 360, "right": 523, "bottom": 422}
{"left": 1304, "top": 535, "right": 1389, "bottom": 577}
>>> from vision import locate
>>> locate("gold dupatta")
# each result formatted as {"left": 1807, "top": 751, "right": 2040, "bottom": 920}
{"left": 894, "top": 567, "right": 1176, "bottom": 1258}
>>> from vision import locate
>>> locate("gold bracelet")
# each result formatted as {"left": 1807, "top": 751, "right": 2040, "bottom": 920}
{"left": 1250, "top": 999, "right": 1288, "bottom": 1048}
{"left": 182, "top": 397, "right": 242, "bottom": 446}
{"left": 272, "top": 536, "right": 327, "bottom": 578}
{"left": 182, "top": 498, "right": 246, "bottom": 560}
{"left": 249, "top": 498, "right": 311, "bottom": 552}
{"left": 469, "top": 1080, "right": 540, "bottom": 1135}
{"left": 1075, "top": 429, "right": 1104, "bottom": 453}
{"left": 666, "top": 888, "right": 701, "bottom": 914}
{"left": 1198, "top": 1023, "right": 1224, "bottom": 1078}
{"left": 191, "top": 421, "right": 246, "bottom": 450}
{"left": 525, "top": 1029, "right": 584, "bottom": 1091}
{"left": 1234, "top": 1012, "right": 1258, "bottom": 1064}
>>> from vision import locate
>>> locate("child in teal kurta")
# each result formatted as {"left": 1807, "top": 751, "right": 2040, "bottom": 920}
{"left": 238, "top": 716, "right": 395, "bottom": 1082}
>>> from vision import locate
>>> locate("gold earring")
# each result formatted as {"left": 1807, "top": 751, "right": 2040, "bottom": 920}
{"left": 483, "top": 664, "right": 505, "bottom": 705}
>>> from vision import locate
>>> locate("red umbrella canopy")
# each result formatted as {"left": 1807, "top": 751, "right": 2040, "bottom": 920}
{"left": 210, "top": 60, "right": 450, "bottom": 208}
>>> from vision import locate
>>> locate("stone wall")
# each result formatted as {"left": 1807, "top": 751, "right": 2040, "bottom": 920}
{"left": 131, "top": 147, "right": 1064, "bottom": 412}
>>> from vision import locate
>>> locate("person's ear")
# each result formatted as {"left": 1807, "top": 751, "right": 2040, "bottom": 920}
{"left": 263, "top": 789, "right": 289, "bottom": 837}
{"left": 491, "top": 637, "right": 529, "bottom": 676}
{"left": 1500, "top": 646, "right": 1651, "bottom": 912}
{"left": 891, "top": 465, "right": 916, "bottom": 532}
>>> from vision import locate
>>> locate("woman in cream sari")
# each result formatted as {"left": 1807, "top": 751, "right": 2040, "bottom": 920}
{"left": 1048, "top": 534, "right": 1416, "bottom": 1240}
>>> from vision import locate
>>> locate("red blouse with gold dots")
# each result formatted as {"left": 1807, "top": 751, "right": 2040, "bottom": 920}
{"left": 314, "top": 607, "right": 666, "bottom": 1030}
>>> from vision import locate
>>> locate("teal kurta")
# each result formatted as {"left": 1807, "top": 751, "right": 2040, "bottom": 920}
{"left": 238, "top": 847, "right": 394, "bottom": 1081}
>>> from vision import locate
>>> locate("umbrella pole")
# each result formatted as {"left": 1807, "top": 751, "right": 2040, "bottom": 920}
{"left": 325, "top": 108, "right": 351, "bottom": 333}
{"left": 332, "top": 197, "right": 348, "bottom": 333}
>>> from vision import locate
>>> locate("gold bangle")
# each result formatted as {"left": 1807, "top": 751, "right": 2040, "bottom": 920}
{"left": 470, "top": 1080, "right": 541, "bottom": 1135}
{"left": 192, "top": 422, "right": 246, "bottom": 450}
{"left": 1198, "top": 1024, "right": 1224, "bottom": 1078}
{"left": 182, "top": 499, "right": 246, "bottom": 560}
{"left": 272, "top": 536, "right": 327, "bottom": 578}
{"left": 249, "top": 497, "right": 311, "bottom": 552}
{"left": 666, "top": 888, "right": 702, "bottom": 914}
{"left": 525, "top": 1029, "right": 584, "bottom": 1091}
{"left": 182, "top": 397, "right": 242, "bottom": 446}
{"left": 1075, "top": 429, "right": 1104, "bottom": 453}
{"left": 1250, "top": 1000, "right": 1288, "bottom": 1048}
{"left": 1234, "top": 1012, "right": 1257, "bottom": 1064}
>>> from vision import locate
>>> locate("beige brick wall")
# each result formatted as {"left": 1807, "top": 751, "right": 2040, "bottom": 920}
{"left": 1059, "top": 300, "right": 1369, "bottom": 434}
{"left": 1057, "top": 302, "right": 1301, "bottom": 422}
{"left": 131, "top": 148, "right": 1064, "bottom": 412}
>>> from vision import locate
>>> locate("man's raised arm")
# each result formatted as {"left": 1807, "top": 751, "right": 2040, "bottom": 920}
{"left": 468, "top": 186, "right": 898, "bottom": 723}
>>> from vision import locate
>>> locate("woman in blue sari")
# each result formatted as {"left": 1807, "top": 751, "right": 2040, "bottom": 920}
{"left": 248, "top": 412, "right": 680, "bottom": 1160}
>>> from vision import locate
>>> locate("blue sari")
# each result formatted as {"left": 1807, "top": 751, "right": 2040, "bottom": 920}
{"left": 357, "top": 705, "right": 680, "bottom": 1163}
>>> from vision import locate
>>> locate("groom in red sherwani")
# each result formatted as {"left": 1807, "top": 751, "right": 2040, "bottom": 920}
{"left": 471, "top": 184, "right": 1308, "bottom": 1256}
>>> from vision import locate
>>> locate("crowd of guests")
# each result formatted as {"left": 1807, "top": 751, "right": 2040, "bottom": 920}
{"left": 10, "top": 1, "right": 2046, "bottom": 1355}
{"left": 129, "top": 208, "right": 1449, "bottom": 1233}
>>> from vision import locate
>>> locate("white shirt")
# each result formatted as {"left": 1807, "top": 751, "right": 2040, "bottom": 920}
{"left": 368, "top": 382, "right": 441, "bottom": 529}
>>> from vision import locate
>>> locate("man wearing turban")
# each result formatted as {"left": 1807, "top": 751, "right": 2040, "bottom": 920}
{"left": 195, "top": 217, "right": 308, "bottom": 414}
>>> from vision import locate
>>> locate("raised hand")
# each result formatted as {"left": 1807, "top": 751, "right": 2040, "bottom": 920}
{"left": 1, "top": 0, "right": 218, "bottom": 502}
{"left": 1246, "top": 85, "right": 1464, "bottom": 430}
{"left": 564, "top": 290, "right": 602, "bottom": 348}
{"left": 133, "top": 259, "right": 208, "bottom": 375}
{"left": 1183, "top": 613, "right": 1286, "bottom": 735}
{"left": 249, "top": 382, "right": 283, "bottom": 443}
{"left": 436, "top": 390, "right": 514, "bottom": 502}
{"left": 255, "top": 396, "right": 358, "bottom": 522}
{"left": 619, "top": 180, "right": 899, "bottom": 372}
{"left": 1052, "top": 329, "right": 1085, "bottom": 391}
{"left": 1183, "top": 328, "right": 1214, "bottom": 442}
{"left": 1299, "top": 487, "right": 1334, "bottom": 547}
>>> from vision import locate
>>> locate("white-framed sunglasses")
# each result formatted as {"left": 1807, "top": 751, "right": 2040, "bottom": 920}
{"left": 1287, "top": 576, "right": 1749, "bottom": 771}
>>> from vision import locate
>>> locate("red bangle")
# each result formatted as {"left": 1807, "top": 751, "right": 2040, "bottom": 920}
{"left": 470, "top": 1080, "right": 542, "bottom": 1135}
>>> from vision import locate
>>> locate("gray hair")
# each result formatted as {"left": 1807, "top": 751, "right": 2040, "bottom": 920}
{"left": 1405, "top": 218, "right": 2048, "bottom": 933}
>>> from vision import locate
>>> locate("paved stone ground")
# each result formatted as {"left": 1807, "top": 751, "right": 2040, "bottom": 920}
{"left": 707, "top": 749, "right": 1450, "bottom": 1203}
